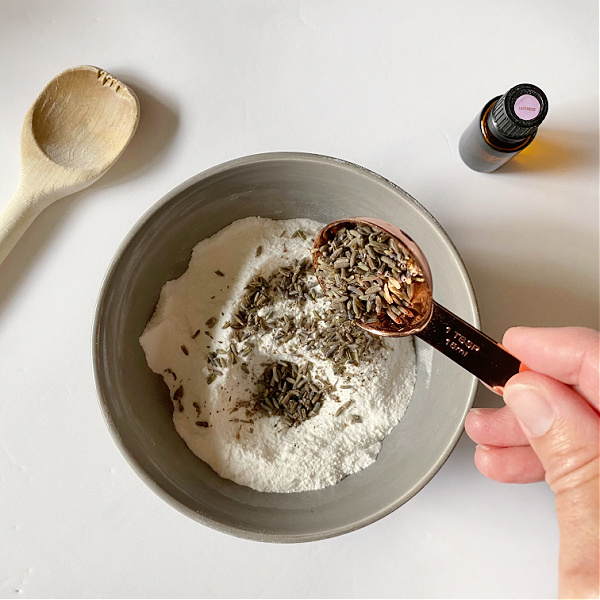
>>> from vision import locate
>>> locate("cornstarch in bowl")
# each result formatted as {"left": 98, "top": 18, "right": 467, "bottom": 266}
{"left": 139, "top": 216, "right": 417, "bottom": 493}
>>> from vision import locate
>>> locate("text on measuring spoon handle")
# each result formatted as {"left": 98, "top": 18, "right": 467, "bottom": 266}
{"left": 445, "top": 326, "right": 480, "bottom": 357}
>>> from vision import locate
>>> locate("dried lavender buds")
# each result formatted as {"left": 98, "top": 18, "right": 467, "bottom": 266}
{"left": 246, "top": 361, "right": 328, "bottom": 427}
{"left": 203, "top": 253, "right": 385, "bottom": 389}
{"left": 197, "top": 231, "right": 388, "bottom": 428}
{"left": 314, "top": 222, "right": 429, "bottom": 329}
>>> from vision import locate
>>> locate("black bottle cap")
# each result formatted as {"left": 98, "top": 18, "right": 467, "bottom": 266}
{"left": 489, "top": 83, "right": 548, "bottom": 142}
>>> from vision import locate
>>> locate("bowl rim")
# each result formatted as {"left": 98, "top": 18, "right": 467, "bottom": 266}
{"left": 92, "top": 151, "right": 480, "bottom": 543}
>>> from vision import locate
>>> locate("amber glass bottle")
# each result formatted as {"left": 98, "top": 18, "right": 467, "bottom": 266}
{"left": 459, "top": 83, "right": 548, "bottom": 173}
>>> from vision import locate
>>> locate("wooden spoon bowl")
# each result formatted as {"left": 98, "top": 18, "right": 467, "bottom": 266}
{"left": 0, "top": 65, "right": 139, "bottom": 265}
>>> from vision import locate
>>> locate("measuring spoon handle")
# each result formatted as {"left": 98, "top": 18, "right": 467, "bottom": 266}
{"left": 415, "top": 301, "right": 524, "bottom": 395}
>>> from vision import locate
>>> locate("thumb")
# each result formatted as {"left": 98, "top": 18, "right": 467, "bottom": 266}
{"left": 503, "top": 371, "right": 599, "bottom": 494}
{"left": 503, "top": 371, "right": 599, "bottom": 599}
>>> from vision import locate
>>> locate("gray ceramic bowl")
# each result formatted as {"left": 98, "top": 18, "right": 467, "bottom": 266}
{"left": 93, "top": 152, "right": 479, "bottom": 542}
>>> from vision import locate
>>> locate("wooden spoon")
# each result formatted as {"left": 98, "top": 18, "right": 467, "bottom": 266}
{"left": 0, "top": 65, "right": 140, "bottom": 265}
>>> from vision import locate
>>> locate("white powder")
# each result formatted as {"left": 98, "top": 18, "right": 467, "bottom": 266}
{"left": 140, "top": 217, "right": 416, "bottom": 493}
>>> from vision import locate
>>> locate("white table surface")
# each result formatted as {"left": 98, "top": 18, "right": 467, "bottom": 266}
{"left": 0, "top": 1, "right": 598, "bottom": 598}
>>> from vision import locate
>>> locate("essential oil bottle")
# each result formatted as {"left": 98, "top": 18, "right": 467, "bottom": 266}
{"left": 459, "top": 83, "right": 549, "bottom": 173}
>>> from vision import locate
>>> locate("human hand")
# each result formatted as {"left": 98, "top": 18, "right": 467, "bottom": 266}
{"left": 465, "top": 326, "right": 599, "bottom": 599}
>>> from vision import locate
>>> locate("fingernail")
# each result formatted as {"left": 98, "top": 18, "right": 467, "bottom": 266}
{"left": 470, "top": 408, "right": 485, "bottom": 415}
{"left": 504, "top": 384, "right": 555, "bottom": 438}
{"left": 476, "top": 444, "right": 492, "bottom": 451}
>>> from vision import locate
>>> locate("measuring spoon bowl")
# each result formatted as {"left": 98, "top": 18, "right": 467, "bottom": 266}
{"left": 314, "top": 217, "right": 524, "bottom": 395}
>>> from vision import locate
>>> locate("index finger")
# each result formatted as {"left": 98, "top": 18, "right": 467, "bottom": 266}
{"left": 502, "top": 326, "right": 599, "bottom": 411}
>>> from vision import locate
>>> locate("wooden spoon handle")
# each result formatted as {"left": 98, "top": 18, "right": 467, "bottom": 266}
{"left": 0, "top": 186, "right": 53, "bottom": 266}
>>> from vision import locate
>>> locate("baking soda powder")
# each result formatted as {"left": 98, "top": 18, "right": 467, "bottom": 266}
{"left": 140, "top": 217, "right": 416, "bottom": 493}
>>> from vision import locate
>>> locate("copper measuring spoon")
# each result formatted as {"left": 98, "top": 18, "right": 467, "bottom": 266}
{"left": 313, "top": 217, "right": 525, "bottom": 395}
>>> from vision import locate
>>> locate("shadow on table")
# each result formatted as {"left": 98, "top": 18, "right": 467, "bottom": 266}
{"left": 91, "top": 72, "right": 180, "bottom": 191}
{"left": 497, "top": 128, "right": 599, "bottom": 175}
{"left": 0, "top": 74, "right": 179, "bottom": 314}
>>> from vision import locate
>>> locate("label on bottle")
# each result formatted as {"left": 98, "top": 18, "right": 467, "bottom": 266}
{"left": 513, "top": 94, "right": 540, "bottom": 120}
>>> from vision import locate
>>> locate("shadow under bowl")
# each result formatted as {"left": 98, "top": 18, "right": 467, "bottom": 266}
{"left": 93, "top": 152, "right": 479, "bottom": 542}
